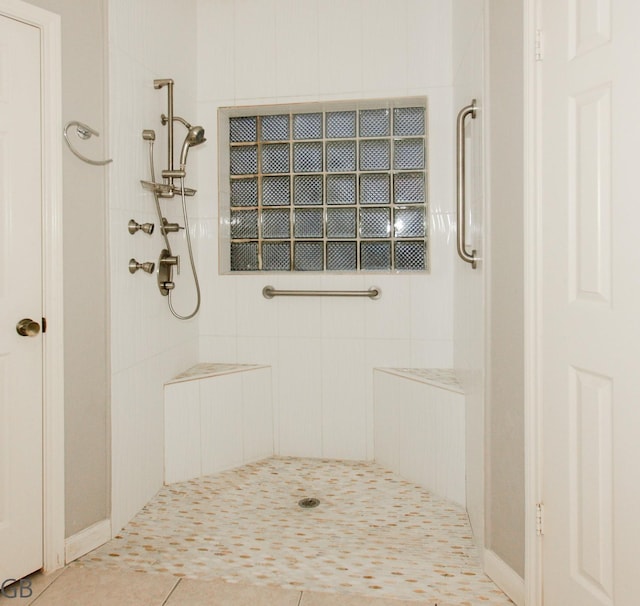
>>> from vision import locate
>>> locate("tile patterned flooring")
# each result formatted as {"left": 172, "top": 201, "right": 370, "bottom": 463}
{"left": 68, "top": 457, "right": 513, "bottom": 605}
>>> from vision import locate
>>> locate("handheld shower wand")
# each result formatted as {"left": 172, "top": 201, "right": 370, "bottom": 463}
{"left": 159, "top": 117, "right": 206, "bottom": 179}
{"left": 179, "top": 125, "right": 206, "bottom": 169}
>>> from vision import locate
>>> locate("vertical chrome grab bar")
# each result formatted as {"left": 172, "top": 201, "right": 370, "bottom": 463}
{"left": 456, "top": 99, "right": 478, "bottom": 269}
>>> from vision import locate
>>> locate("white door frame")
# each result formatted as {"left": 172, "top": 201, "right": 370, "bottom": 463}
{"left": 0, "top": 0, "right": 65, "bottom": 573}
{"left": 523, "top": 0, "right": 543, "bottom": 604}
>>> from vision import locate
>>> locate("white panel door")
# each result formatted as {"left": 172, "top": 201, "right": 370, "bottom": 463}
{"left": 540, "top": 0, "right": 640, "bottom": 604}
{"left": 0, "top": 15, "right": 43, "bottom": 582}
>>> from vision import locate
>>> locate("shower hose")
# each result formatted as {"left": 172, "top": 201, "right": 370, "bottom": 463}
{"left": 147, "top": 139, "right": 201, "bottom": 320}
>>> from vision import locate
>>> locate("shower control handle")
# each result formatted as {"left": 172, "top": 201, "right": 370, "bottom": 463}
{"left": 162, "top": 253, "right": 180, "bottom": 276}
{"left": 128, "top": 219, "right": 155, "bottom": 235}
{"left": 161, "top": 218, "right": 183, "bottom": 233}
{"left": 129, "top": 259, "right": 155, "bottom": 274}
{"left": 157, "top": 249, "right": 178, "bottom": 296}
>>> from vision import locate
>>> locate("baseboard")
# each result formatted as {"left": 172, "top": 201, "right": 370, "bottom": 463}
{"left": 484, "top": 549, "right": 525, "bottom": 606}
{"left": 64, "top": 518, "right": 112, "bottom": 564}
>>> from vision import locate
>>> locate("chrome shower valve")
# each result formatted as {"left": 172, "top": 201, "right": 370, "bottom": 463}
{"left": 128, "top": 219, "right": 155, "bottom": 235}
{"left": 129, "top": 259, "right": 155, "bottom": 274}
{"left": 161, "top": 218, "right": 183, "bottom": 234}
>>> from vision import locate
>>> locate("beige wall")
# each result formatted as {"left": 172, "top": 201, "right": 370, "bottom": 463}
{"left": 486, "top": 0, "right": 525, "bottom": 577}
{"left": 25, "top": 0, "right": 110, "bottom": 538}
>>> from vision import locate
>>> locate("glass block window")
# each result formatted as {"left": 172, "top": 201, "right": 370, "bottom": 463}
{"left": 223, "top": 98, "right": 428, "bottom": 272}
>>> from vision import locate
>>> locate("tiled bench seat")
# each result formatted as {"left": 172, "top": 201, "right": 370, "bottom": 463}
{"left": 164, "top": 363, "right": 273, "bottom": 484}
{"left": 373, "top": 368, "right": 465, "bottom": 507}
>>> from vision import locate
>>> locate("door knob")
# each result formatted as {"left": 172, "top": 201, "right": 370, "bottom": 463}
{"left": 16, "top": 318, "right": 41, "bottom": 337}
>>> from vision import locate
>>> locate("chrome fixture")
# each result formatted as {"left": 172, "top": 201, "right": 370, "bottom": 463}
{"left": 179, "top": 124, "right": 206, "bottom": 168}
{"left": 140, "top": 180, "right": 172, "bottom": 196}
{"left": 128, "top": 219, "right": 154, "bottom": 235}
{"left": 16, "top": 318, "right": 41, "bottom": 337}
{"left": 262, "top": 286, "right": 381, "bottom": 300}
{"left": 140, "top": 180, "right": 197, "bottom": 197}
{"left": 456, "top": 99, "right": 478, "bottom": 269}
{"left": 160, "top": 123, "right": 206, "bottom": 180}
{"left": 161, "top": 218, "right": 182, "bottom": 234}
{"left": 128, "top": 259, "right": 155, "bottom": 274}
{"left": 160, "top": 250, "right": 180, "bottom": 275}
{"left": 160, "top": 115, "right": 207, "bottom": 171}
{"left": 154, "top": 79, "right": 175, "bottom": 175}
{"left": 157, "top": 249, "right": 178, "bottom": 295}
{"left": 63, "top": 120, "right": 113, "bottom": 166}
{"left": 139, "top": 78, "right": 204, "bottom": 320}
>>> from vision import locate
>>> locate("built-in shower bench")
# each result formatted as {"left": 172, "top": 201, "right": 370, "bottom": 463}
{"left": 373, "top": 368, "right": 465, "bottom": 507}
{"left": 163, "top": 363, "right": 273, "bottom": 485}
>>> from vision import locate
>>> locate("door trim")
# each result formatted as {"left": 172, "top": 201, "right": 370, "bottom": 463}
{"left": 0, "top": 0, "right": 64, "bottom": 573}
{"left": 523, "top": 0, "right": 543, "bottom": 603}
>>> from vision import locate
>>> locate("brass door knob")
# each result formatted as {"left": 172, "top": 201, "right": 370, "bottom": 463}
{"left": 16, "top": 318, "right": 41, "bottom": 337}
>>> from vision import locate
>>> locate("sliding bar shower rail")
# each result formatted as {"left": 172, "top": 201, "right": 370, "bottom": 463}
{"left": 456, "top": 99, "right": 478, "bottom": 269}
{"left": 262, "top": 286, "right": 381, "bottom": 300}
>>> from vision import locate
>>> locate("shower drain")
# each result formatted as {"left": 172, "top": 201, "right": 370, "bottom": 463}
{"left": 298, "top": 497, "right": 320, "bottom": 509}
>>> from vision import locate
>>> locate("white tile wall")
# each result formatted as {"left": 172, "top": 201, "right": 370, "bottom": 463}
{"left": 164, "top": 380, "right": 201, "bottom": 483}
{"left": 373, "top": 370, "right": 466, "bottom": 507}
{"left": 193, "top": 0, "right": 455, "bottom": 462}
{"left": 372, "top": 371, "right": 399, "bottom": 470}
{"left": 361, "top": 0, "right": 407, "bottom": 95}
{"left": 200, "top": 335, "right": 238, "bottom": 362}
{"left": 111, "top": 340, "right": 196, "bottom": 532}
{"left": 452, "top": 0, "right": 485, "bottom": 84}
{"left": 164, "top": 367, "right": 273, "bottom": 484}
{"left": 234, "top": 0, "right": 277, "bottom": 101}
{"left": 197, "top": 0, "right": 235, "bottom": 102}
{"left": 317, "top": 0, "right": 362, "bottom": 96}
{"left": 235, "top": 277, "right": 279, "bottom": 337}
{"left": 109, "top": 0, "right": 200, "bottom": 533}
{"left": 200, "top": 374, "right": 244, "bottom": 475}
{"left": 407, "top": 0, "right": 452, "bottom": 89}
{"left": 452, "top": 0, "right": 486, "bottom": 547}
{"left": 320, "top": 338, "right": 367, "bottom": 460}
{"left": 275, "top": 0, "right": 320, "bottom": 99}
{"left": 276, "top": 338, "right": 323, "bottom": 457}
{"left": 241, "top": 368, "right": 275, "bottom": 462}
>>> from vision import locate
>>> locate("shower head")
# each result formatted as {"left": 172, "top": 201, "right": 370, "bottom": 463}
{"left": 179, "top": 125, "right": 206, "bottom": 168}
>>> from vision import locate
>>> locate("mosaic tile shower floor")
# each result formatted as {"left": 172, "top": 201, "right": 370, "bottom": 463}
{"left": 79, "top": 458, "right": 512, "bottom": 605}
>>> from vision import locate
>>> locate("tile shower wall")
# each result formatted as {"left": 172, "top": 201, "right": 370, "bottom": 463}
{"left": 108, "top": 0, "right": 199, "bottom": 532}
{"left": 452, "top": 0, "right": 486, "bottom": 549}
{"left": 195, "top": 0, "right": 456, "bottom": 459}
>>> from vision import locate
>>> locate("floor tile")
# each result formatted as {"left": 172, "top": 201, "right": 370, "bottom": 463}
{"left": 30, "top": 565, "right": 177, "bottom": 606}
{"left": 165, "top": 578, "right": 302, "bottom": 606}
{"left": 79, "top": 457, "right": 512, "bottom": 605}
{"left": 0, "top": 569, "right": 64, "bottom": 605}
{"left": 300, "top": 590, "right": 436, "bottom": 605}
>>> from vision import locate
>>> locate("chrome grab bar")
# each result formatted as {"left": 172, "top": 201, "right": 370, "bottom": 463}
{"left": 262, "top": 286, "right": 381, "bottom": 300}
{"left": 456, "top": 100, "right": 478, "bottom": 269}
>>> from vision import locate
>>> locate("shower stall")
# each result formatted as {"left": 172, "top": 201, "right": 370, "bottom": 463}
{"left": 102, "top": 0, "right": 524, "bottom": 603}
